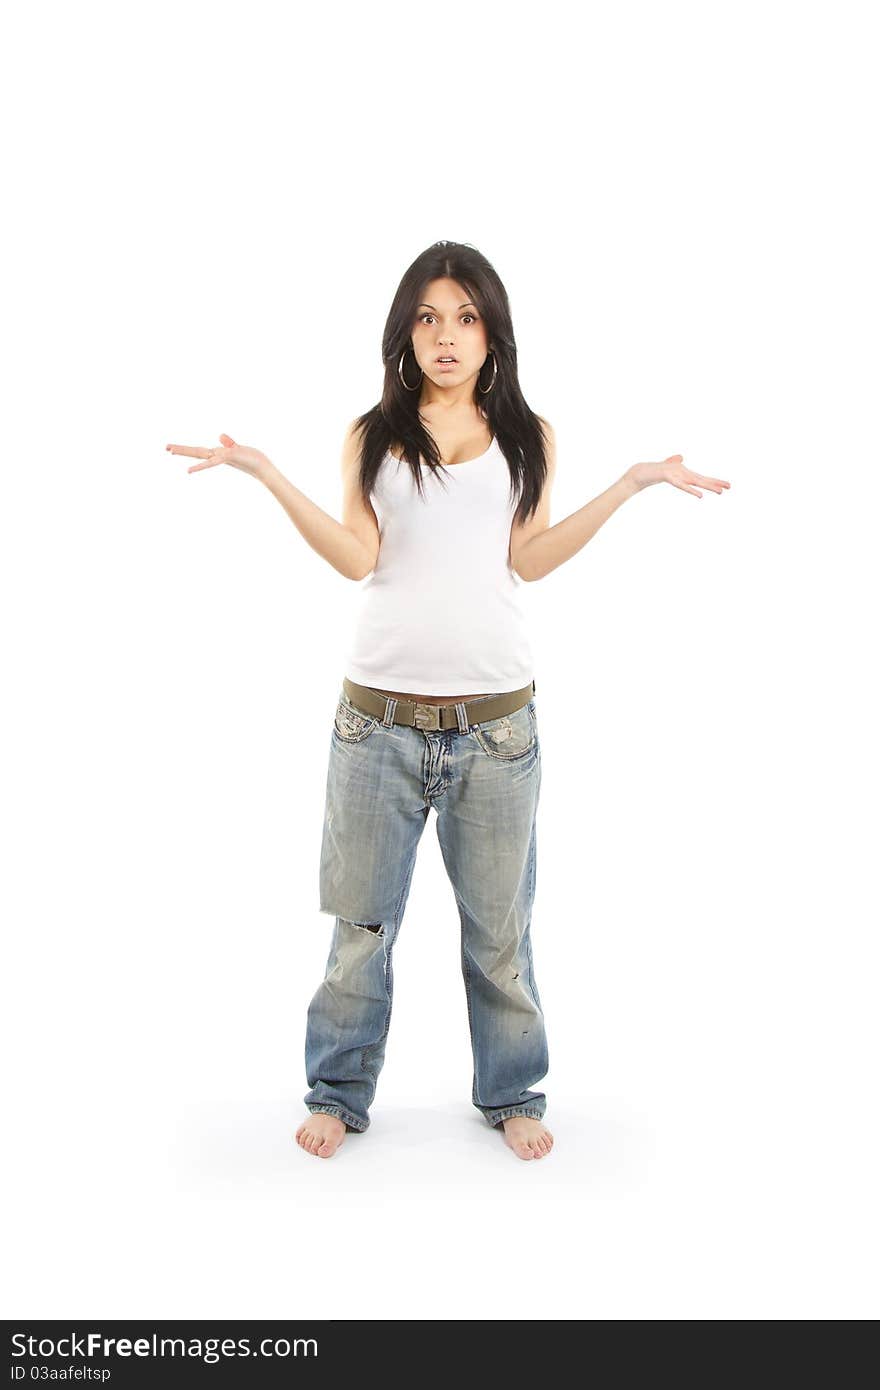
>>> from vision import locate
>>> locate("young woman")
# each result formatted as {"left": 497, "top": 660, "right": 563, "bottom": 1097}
{"left": 167, "top": 240, "right": 730, "bottom": 1163}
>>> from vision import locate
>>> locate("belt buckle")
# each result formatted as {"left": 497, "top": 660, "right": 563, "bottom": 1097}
{"left": 413, "top": 701, "right": 440, "bottom": 731}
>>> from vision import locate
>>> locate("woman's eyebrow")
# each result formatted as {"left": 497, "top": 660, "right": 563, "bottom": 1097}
{"left": 418, "top": 302, "right": 477, "bottom": 311}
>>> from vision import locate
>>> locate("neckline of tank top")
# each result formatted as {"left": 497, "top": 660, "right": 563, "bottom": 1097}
{"left": 385, "top": 436, "right": 498, "bottom": 470}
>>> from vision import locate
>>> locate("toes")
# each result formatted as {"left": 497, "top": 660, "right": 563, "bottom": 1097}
{"left": 522, "top": 1128, "right": 554, "bottom": 1158}
{"left": 295, "top": 1118, "right": 346, "bottom": 1157}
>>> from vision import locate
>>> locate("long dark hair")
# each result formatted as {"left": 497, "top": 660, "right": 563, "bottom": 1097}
{"left": 352, "top": 240, "right": 549, "bottom": 528}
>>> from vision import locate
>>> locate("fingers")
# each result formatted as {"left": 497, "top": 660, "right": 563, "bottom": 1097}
{"left": 166, "top": 444, "right": 214, "bottom": 458}
{"left": 690, "top": 476, "right": 730, "bottom": 492}
{"left": 166, "top": 436, "right": 238, "bottom": 474}
{"left": 166, "top": 441, "right": 226, "bottom": 473}
{"left": 678, "top": 459, "right": 731, "bottom": 494}
{"left": 689, "top": 471, "right": 730, "bottom": 489}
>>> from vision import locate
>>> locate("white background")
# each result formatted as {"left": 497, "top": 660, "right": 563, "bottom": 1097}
{"left": 3, "top": 0, "right": 877, "bottom": 1320}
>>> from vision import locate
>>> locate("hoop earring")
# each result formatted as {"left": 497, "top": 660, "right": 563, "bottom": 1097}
{"left": 478, "top": 350, "right": 497, "bottom": 394}
{"left": 398, "top": 348, "right": 422, "bottom": 391}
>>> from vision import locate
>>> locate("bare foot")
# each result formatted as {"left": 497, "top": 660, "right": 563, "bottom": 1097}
{"left": 500, "top": 1115, "right": 554, "bottom": 1160}
{"left": 295, "top": 1112, "right": 347, "bottom": 1158}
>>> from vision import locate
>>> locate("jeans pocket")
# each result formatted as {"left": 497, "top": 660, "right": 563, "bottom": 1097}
{"left": 333, "top": 694, "right": 379, "bottom": 744}
{"left": 473, "top": 701, "right": 537, "bottom": 761}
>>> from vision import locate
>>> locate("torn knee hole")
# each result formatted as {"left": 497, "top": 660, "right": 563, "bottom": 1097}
{"left": 343, "top": 918, "right": 384, "bottom": 935}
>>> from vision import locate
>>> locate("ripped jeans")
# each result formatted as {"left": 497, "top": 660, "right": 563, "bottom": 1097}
{"left": 303, "top": 685, "right": 549, "bottom": 1132}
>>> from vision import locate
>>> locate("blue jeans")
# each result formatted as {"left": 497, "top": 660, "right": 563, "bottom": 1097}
{"left": 303, "top": 685, "right": 549, "bottom": 1132}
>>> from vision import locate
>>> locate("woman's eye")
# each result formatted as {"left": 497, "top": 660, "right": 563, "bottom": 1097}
{"left": 418, "top": 313, "right": 478, "bottom": 325}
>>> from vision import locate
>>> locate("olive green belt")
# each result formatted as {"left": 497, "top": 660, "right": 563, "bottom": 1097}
{"left": 342, "top": 676, "right": 536, "bottom": 732}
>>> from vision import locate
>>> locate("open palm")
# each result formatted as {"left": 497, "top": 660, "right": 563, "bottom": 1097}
{"left": 165, "top": 433, "right": 271, "bottom": 480}
{"left": 629, "top": 454, "right": 731, "bottom": 497}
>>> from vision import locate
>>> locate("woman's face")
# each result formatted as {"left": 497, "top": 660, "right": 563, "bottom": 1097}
{"left": 410, "top": 277, "right": 490, "bottom": 392}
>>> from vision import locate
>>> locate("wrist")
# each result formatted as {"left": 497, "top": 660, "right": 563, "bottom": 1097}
{"left": 258, "top": 459, "right": 281, "bottom": 488}
{"left": 620, "top": 469, "right": 641, "bottom": 498}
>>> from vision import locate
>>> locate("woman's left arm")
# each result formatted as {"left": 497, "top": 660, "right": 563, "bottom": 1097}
{"left": 515, "top": 441, "right": 731, "bottom": 583}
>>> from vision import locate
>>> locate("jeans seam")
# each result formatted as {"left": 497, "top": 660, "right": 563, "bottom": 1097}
{"left": 525, "top": 828, "right": 542, "bottom": 1012}
{"left": 460, "top": 915, "right": 477, "bottom": 1106}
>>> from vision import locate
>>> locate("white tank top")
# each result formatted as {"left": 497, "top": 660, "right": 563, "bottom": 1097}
{"left": 343, "top": 436, "right": 535, "bottom": 694}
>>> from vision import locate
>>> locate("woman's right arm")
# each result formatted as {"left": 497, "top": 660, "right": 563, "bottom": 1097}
{"left": 260, "top": 419, "right": 380, "bottom": 581}
{"left": 168, "top": 423, "right": 379, "bottom": 581}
